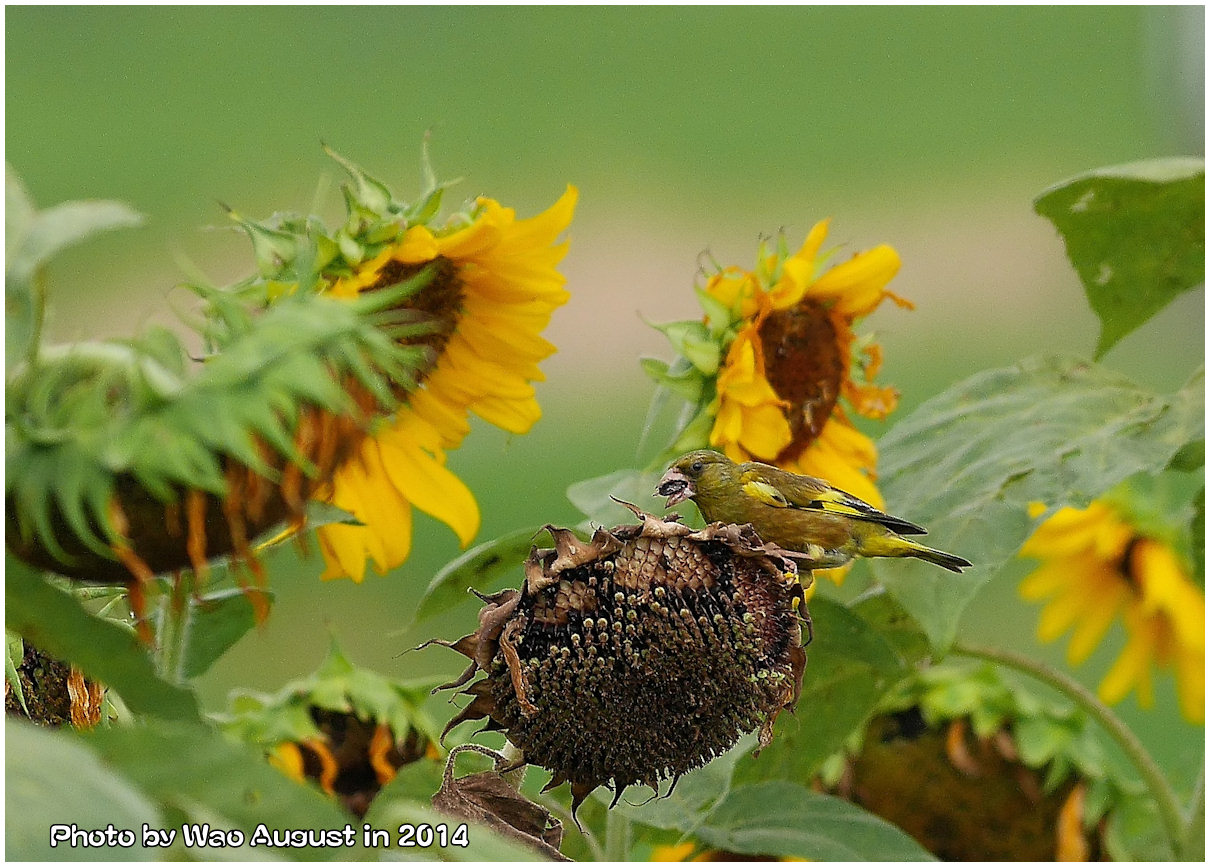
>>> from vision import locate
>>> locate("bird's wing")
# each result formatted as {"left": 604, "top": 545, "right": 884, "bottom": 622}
{"left": 740, "top": 463, "right": 927, "bottom": 535}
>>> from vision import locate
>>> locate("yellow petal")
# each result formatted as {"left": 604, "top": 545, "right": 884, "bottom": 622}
{"left": 1097, "top": 613, "right": 1158, "bottom": 706}
{"left": 1173, "top": 642, "right": 1205, "bottom": 724}
{"left": 738, "top": 404, "right": 794, "bottom": 460}
{"left": 1065, "top": 579, "right": 1128, "bottom": 665}
{"left": 809, "top": 245, "right": 902, "bottom": 317}
{"left": 472, "top": 392, "right": 543, "bottom": 434}
{"left": 502, "top": 184, "right": 578, "bottom": 248}
{"left": 319, "top": 441, "right": 414, "bottom": 579}
{"left": 795, "top": 219, "right": 832, "bottom": 267}
{"left": 378, "top": 436, "right": 480, "bottom": 547}
{"left": 393, "top": 225, "right": 440, "bottom": 263}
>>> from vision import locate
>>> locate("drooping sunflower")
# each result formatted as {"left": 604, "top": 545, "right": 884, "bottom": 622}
{"left": 1019, "top": 499, "right": 1204, "bottom": 724}
{"left": 315, "top": 185, "right": 577, "bottom": 581}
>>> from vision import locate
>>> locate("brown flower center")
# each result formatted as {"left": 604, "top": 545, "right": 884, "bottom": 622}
{"left": 757, "top": 300, "right": 845, "bottom": 461}
{"left": 364, "top": 256, "right": 465, "bottom": 365}
{"left": 1119, "top": 536, "right": 1145, "bottom": 594}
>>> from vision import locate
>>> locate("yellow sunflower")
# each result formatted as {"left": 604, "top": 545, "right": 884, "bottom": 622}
{"left": 1019, "top": 500, "right": 1204, "bottom": 724}
{"left": 317, "top": 187, "right": 577, "bottom": 581}
{"left": 704, "top": 220, "right": 909, "bottom": 510}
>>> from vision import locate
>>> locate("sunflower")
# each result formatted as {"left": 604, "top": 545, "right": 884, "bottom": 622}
{"left": 704, "top": 220, "right": 908, "bottom": 507}
{"left": 647, "top": 221, "right": 908, "bottom": 585}
{"left": 1019, "top": 500, "right": 1204, "bottom": 724}
{"left": 316, "top": 186, "right": 577, "bottom": 581}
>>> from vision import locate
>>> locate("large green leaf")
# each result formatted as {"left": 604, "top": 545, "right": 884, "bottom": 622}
{"left": 692, "top": 781, "right": 935, "bottom": 860}
{"left": 597, "top": 733, "right": 756, "bottom": 833}
{"left": 4, "top": 168, "right": 144, "bottom": 369}
{"left": 6, "top": 719, "right": 162, "bottom": 861}
{"left": 5, "top": 560, "right": 200, "bottom": 722}
{"left": 732, "top": 597, "right": 908, "bottom": 787}
{"left": 180, "top": 586, "right": 274, "bottom": 680}
{"left": 1034, "top": 157, "right": 1204, "bottom": 358}
{"left": 566, "top": 469, "right": 665, "bottom": 527}
{"left": 872, "top": 356, "right": 1204, "bottom": 650}
{"left": 413, "top": 527, "right": 543, "bottom": 623}
{"left": 80, "top": 719, "right": 358, "bottom": 861}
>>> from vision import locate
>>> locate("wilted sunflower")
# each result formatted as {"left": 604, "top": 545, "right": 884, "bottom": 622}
{"left": 6, "top": 151, "right": 576, "bottom": 618}
{"left": 1019, "top": 499, "right": 1204, "bottom": 724}
{"left": 316, "top": 186, "right": 577, "bottom": 581}
{"left": 428, "top": 507, "right": 808, "bottom": 816}
{"left": 817, "top": 663, "right": 1137, "bottom": 860}
{"left": 220, "top": 641, "right": 443, "bottom": 817}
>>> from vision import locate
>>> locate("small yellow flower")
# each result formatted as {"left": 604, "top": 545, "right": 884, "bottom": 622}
{"left": 704, "top": 221, "right": 908, "bottom": 511}
{"left": 318, "top": 187, "right": 577, "bottom": 581}
{"left": 1019, "top": 500, "right": 1205, "bottom": 724}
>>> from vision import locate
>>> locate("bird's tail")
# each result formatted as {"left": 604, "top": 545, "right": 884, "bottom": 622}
{"left": 907, "top": 542, "right": 971, "bottom": 573}
{"left": 866, "top": 534, "right": 972, "bottom": 573}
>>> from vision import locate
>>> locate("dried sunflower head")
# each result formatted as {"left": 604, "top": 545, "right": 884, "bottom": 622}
{"left": 430, "top": 507, "right": 809, "bottom": 815}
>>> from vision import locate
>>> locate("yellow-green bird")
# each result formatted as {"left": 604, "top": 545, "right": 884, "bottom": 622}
{"left": 656, "top": 449, "right": 971, "bottom": 573}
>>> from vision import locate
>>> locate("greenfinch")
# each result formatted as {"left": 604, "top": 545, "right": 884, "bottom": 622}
{"left": 656, "top": 449, "right": 971, "bottom": 573}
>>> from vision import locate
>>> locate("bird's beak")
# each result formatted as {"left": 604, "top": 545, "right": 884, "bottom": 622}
{"left": 656, "top": 468, "right": 693, "bottom": 508}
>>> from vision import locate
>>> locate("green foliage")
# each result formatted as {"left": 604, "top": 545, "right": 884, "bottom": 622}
{"left": 732, "top": 597, "right": 910, "bottom": 788}
{"left": 178, "top": 587, "right": 276, "bottom": 681}
{"left": 414, "top": 526, "right": 549, "bottom": 623}
{"left": 683, "top": 781, "right": 934, "bottom": 860}
{"left": 6, "top": 282, "right": 430, "bottom": 565}
{"left": 565, "top": 469, "right": 664, "bottom": 526}
{"left": 70, "top": 719, "right": 363, "bottom": 861}
{"left": 5, "top": 166, "right": 144, "bottom": 369}
{"left": 6, "top": 561, "right": 199, "bottom": 722}
{"left": 218, "top": 639, "right": 444, "bottom": 751}
{"left": 872, "top": 356, "right": 1204, "bottom": 650}
{"left": 7, "top": 719, "right": 162, "bottom": 861}
{"left": 5, "top": 631, "right": 28, "bottom": 716}
{"left": 1035, "top": 157, "right": 1205, "bottom": 359}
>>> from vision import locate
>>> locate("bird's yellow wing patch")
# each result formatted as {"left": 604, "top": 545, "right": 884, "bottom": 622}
{"left": 742, "top": 479, "right": 790, "bottom": 508}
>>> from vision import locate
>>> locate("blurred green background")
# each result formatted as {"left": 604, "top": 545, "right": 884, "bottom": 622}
{"left": 7, "top": 6, "right": 1203, "bottom": 786}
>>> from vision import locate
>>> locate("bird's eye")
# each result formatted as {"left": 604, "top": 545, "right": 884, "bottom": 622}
{"left": 690, "top": 460, "right": 703, "bottom": 473}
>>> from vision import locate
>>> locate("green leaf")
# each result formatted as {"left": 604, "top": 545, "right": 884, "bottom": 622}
{"left": 692, "top": 781, "right": 935, "bottom": 860}
{"left": 414, "top": 527, "right": 543, "bottom": 623}
{"left": 7, "top": 197, "right": 144, "bottom": 287}
{"left": 847, "top": 587, "right": 931, "bottom": 667}
{"left": 6, "top": 719, "right": 162, "bottom": 861}
{"left": 648, "top": 320, "right": 721, "bottom": 374}
{"left": 81, "top": 719, "right": 359, "bottom": 861}
{"left": 180, "top": 587, "right": 274, "bottom": 680}
{"left": 639, "top": 357, "right": 703, "bottom": 402}
{"left": 566, "top": 469, "right": 664, "bottom": 527}
{"left": 1034, "top": 158, "right": 1205, "bottom": 358}
{"left": 1191, "top": 487, "right": 1205, "bottom": 589}
{"left": 733, "top": 598, "right": 908, "bottom": 787}
{"left": 5, "top": 631, "right": 28, "bottom": 715}
{"left": 601, "top": 733, "right": 755, "bottom": 833}
{"left": 873, "top": 356, "right": 1205, "bottom": 650}
{"left": 5, "top": 561, "right": 200, "bottom": 722}
{"left": 1167, "top": 438, "right": 1205, "bottom": 472}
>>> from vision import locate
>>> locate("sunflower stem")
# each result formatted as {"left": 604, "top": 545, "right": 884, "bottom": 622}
{"left": 952, "top": 640, "right": 1187, "bottom": 857}
{"left": 152, "top": 579, "right": 192, "bottom": 685}
{"left": 604, "top": 808, "right": 632, "bottom": 861}
{"left": 1179, "top": 768, "right": 1204, "bottom": 860}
